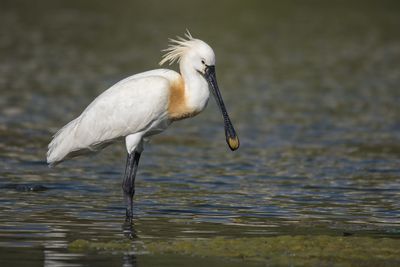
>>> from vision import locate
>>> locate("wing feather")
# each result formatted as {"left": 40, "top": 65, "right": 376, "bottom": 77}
{"left": 47, "top": 73, "right": 173, "bottom": 165}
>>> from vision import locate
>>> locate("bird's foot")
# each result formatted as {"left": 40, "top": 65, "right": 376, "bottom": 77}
{"left": 122, "top": 219, "right": 137, "bottom": 239}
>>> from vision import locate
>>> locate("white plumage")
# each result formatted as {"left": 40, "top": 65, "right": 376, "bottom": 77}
{"left": 47, "top": 31, "right": 240, "bottom": 167}
{"left": 47, "top": 69, "right": 180, "bottom": 165}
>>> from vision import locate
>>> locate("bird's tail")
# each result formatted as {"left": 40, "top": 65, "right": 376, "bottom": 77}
{"left": 47, "top": 117, "right": 81, "bottom": 166}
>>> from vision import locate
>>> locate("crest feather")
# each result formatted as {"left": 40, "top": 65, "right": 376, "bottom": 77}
{"left": 159, "top": 30, "right": 195, "bottom": 66}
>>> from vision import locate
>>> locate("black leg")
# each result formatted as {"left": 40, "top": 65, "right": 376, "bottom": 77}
{"left": 122, "top": 151, "right": 141, "bottom": 222}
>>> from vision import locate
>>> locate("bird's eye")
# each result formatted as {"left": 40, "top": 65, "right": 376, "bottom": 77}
{"left": 201, "top": 60, "right": 205, "bottom": 65}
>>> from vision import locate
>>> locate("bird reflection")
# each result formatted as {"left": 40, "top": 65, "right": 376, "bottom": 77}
{"left": 122, "top": 254, "right": 137, "bottom": 267}
{"left": 121, "top": 221, "right": 138, "bottom": 266}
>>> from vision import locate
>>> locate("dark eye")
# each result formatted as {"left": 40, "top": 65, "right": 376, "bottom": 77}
{"left": 201, "top": 60, "right": 205, "bottom": 65}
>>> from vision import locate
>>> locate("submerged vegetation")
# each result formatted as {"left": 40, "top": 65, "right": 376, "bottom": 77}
{"left": 69, "top": 239, "right": 133, "bottom": 251}
{"left": 70, "top": 235, "right": 400, "bottom": 266}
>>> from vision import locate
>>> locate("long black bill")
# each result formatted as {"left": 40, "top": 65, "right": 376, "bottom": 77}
{"left": 205, "top": 65, "right": 239, "bottom": 151}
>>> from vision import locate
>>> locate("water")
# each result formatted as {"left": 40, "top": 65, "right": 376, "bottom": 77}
{"left": 1, "top": 0, "right": 400, "bottom": 266}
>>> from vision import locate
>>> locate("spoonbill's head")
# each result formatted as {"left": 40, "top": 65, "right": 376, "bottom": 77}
{"left": 159, "top": 31, "right": 215, "bottom": 74}
{"left": 160, "top": 31, "right": 239, "bottom": 151}
{"left": 182, "top": 39, "right": 216, "bottom": 75}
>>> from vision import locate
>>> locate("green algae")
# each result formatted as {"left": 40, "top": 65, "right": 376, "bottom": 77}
{"left": 69, "top": 239, "right": 133, "bottom": 252}
{"left": 147, "top": 235, "right": 400, "bottom": 266}
{"left": 69, "top": 235, "right": 400, "bottom": 266}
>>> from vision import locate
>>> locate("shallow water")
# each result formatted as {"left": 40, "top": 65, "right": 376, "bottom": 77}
{"left": 1, "top": 0, "right": 400, "bottom": 266}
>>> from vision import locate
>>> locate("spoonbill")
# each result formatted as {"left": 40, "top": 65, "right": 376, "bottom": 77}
{"left": 47, "top": 31, "right": 239, "bottom": 221}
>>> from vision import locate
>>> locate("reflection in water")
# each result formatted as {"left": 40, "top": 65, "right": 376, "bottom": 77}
{"left": 123, "top": 254, "right": 137, "bottom": 267}
{"left": 43, "top": 225, "right": 75, "bottom": 267}
{"left": 0, "top": 0, "right": 400, "bottom": 266}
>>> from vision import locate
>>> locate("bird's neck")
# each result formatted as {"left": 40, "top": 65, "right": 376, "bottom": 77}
{"left": 180, "top": 63, "right": 210, "bottom": 113}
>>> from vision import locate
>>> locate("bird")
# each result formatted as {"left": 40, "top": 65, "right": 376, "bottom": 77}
{"left": 47, "top": 31, "right": 239, "bottom": 222}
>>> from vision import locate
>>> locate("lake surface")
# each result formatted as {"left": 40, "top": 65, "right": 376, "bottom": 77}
{"left": 1, "top": 0, "right": 400, "bottom": 266}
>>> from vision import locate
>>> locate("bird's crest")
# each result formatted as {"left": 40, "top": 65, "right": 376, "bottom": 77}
{"left": 159, "top": 30, "right": 196, "bottom": 66}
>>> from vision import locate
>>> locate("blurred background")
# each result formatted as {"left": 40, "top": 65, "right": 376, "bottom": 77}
{"left": 0, "top": 0, "right": 399, "bottom": 266}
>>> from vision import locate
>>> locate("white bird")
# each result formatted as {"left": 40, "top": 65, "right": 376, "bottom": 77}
{"left": 47, "top": 31, "right": 239, "bottom": 221}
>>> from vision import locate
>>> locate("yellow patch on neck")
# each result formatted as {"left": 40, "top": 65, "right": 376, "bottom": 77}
{"left": 168, "top": 77, "right": 199, "bottom": 121}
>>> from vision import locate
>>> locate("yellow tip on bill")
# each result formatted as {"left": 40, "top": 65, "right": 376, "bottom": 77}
{"left": 228, "top": 136, "right": 240, "bottom": 151}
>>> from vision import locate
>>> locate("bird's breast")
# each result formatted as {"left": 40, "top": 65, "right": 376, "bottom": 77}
{"left": 167, "top": 78, "right": 204, "bottom": 121}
